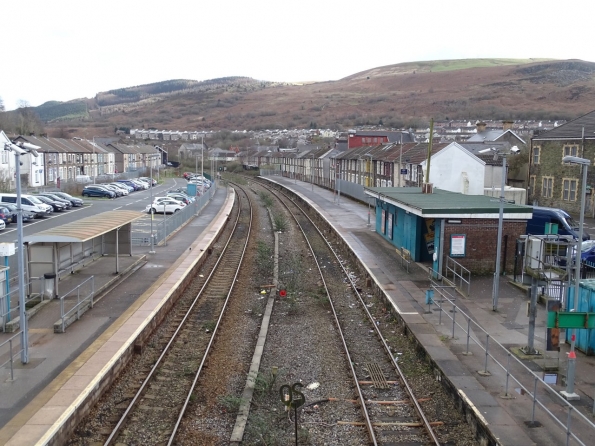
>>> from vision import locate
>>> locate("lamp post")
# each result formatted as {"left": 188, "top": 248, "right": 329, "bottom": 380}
{"left": 364, "top": 154, "right": 373, "bottom": 226}
{"left": 149, "top": 154, "right": 156, "bottom": 254}
{"left": 561, "top": 155, "right": 590, "bottom": 401}
{"left": 477, "top": 147, "right": 507, "bottom": 312}
{"left": 201, "top": 134, "right": 205, "bottom": 197}
{"left": 3, "top": 140, "right": 41, "bottom": 364}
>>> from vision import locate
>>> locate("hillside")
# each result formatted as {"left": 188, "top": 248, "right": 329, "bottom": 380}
{"left": 35, "top": 58, "right": 595, "bottom": 137}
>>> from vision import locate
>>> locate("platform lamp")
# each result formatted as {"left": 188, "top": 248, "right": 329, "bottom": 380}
{"left": 561, "top": 155, "right": 590, "bottom": 401}
{"left": 3, "top": 140, "right": 41, "bottom": 364}
{"left": 478, "top": 147, "right": 507, "bottom": 312}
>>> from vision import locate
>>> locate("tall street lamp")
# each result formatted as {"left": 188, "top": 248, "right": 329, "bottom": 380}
{"left": 3, "top": 140, "right": 41, "bottom": 364}
{"left": 561, "top": 155, "right": 590, "bottom": 401}
{"left": 149, "top": 153, "right": 157, "bottom": 254}
{"left": 479, "top": 147, "right": 507, "bottom": 312}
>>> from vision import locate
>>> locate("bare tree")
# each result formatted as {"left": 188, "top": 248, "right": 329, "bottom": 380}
{"left": 14, "top": 100, "right": 44, "bottom": 136}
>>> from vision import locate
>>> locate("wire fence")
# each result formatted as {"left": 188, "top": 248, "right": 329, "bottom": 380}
{"left": 425, "top": 269, "right": 595, "bottom": 446}
{"left": 131, "top": 182, "right": 218, "bottom": 247}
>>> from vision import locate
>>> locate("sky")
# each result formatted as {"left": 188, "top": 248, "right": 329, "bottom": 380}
{"left": 2, "top": 0, "right": 594, "bottom": 111}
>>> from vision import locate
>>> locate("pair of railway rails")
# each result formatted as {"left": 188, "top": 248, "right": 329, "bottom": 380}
{"left": 71, "top": 180, "right": 443, "bottom": 445}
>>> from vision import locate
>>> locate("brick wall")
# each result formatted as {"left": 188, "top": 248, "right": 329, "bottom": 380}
{"left": 444, "top": 218, "right": 527, "bottom": 275}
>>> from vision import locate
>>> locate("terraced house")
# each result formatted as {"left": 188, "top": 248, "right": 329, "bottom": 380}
{"left": 530, "top": 110, "right": 595, "bottom": 215}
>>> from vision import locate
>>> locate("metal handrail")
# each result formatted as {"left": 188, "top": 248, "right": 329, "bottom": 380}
{"left": 0, "top": 331, "right": 21, "bottom": 380}
{"left": 427, "top": 280, "right": 595, "bottom": 445}
{"left": 59, "top": 276, "right": 95, "bottom": 332}
{"left": 444, "top": 256, "right": 471, "bottom": 296}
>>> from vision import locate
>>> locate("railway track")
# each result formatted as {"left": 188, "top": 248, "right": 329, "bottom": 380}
{"left": 255, "top": 180, "right": 441, "bottom": 445}
{"left": 103, "top": 186, "right": 253, "bottom": 445}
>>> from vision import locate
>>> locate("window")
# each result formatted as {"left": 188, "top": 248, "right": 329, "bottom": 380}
{"left": 542, "top": 177, "right": 553, "bottom": 198}
{"left": 564, "top": 145, "right": 578, "bottom": 157}
{"left": 533, "top": 147, "right": 540, "bottom": 164}
{"left": 562, "top": 178, "right": 578, "bottom": 201}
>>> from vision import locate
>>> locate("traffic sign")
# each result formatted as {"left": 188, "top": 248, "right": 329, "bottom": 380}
{"left": 400, "top": 169, "right": 407, "bottom": 174}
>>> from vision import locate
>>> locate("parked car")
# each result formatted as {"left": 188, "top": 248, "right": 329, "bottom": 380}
{"left": 130, "top": 179, "right": 148, "bottom": 190}
{"left": 4, "top": 203, "right": 35, "bottom": 223}
{"left": 109, "top": 183, "right": 131, "bottom": 195}
{"left": 52, "top": 192, "right": 84, "bottom": 207}
{"left": 166, "top": 193, "right": 192, "bottom": 205}
{"left": 145, "top": 198, "right": 185, "bottom": 214}
{"left": 139, "top": 177, "right": 156, "bottom": 187}
{"left": 36, "top": 195, "right": 67, "bottom": 211}
{"left": 0, "top": 219, "right": 5, "bottom": 230}
{"left": 0, "top": 193, "right": 52, "bottom": 217}
{"left": 82, "top": 185, "right": 116, "bottom": 198}
{"left": 38, "top": 193, "right": 73, "bottom": 209}
{"left": 118, "top": 180, "right": 141, "bottom": 191}
{"left": 182, "top": 172, "right": 193, "bottom": 180}
{"left": 0, "top": 206, "right": 13, "bottom": 225}
{"left": 101, "top": 184, "right": 124, "bottom": 197}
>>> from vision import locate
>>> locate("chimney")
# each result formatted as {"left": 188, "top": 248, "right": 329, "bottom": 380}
{"left": 476, "top": 121, "right": 487, "bottom": 133}
{"left": 502, "top": 120, "right": 514, "bottom": 131}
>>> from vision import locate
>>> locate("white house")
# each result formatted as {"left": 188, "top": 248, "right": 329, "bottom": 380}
{"left": 420, "top": 142, "right": 486, "bottom": 195}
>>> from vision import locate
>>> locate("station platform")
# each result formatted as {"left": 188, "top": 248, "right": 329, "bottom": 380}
{"left": 0, "top": 184, "right": 233, "bottom": 445}
{"left": 262, "top": 175, "right": 595, "bottom": 446}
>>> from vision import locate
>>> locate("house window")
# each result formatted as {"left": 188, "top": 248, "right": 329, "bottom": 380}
{"left": 533, "top": 147, "right": 540, "bottom": 164}
{"left": 562, "top": 178, "right": 578, "bottom": 201}
{"left": 542, "top": 177, "right": 553, "bottom": 198}
{"left": 563, "top": 145, "right": 578, "bottom": 157}
{"left": 373, "top": 137, "right": 378, "bottom": 143}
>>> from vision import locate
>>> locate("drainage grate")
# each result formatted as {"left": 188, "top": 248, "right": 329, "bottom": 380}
{"left": 365, "top": 362, "right": 390, "bottom": 389}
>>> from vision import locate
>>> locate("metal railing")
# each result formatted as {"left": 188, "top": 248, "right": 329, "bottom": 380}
{"left": 58, "top": 276, "right": 95, "bottom": 333}
{"left": 444, "top": 256, "right": 471, "bottom": 296}
{"left": 0, "top": 331, "right": 22, "bottom": 380}
{"left": 426, "top": 278, "right": 595, "bottom": 446}
{"left": 131, "top": 182, "right": 217, "bottom": 246}
{"left": 396, "top": 247, "right": 411, "bottom": 272}
{"left": 1, "top": 278, "right": 48, "bottom": 332}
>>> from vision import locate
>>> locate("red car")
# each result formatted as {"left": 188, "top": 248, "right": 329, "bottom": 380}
{"left": 183, "top": 172, "right": 194, "bottom": 180}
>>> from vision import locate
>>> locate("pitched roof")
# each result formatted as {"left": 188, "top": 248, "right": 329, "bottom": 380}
{"left": 532, "top": 109, "right": 595, "bottom": 140}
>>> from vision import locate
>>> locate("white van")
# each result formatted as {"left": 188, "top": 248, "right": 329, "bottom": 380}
{"left": 75, "top": 175, "right": 92, "bottom": 184}
{"left": 0, "top": 194, "right": 52, "bottom": 218}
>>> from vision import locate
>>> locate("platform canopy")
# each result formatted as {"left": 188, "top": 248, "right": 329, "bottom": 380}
{"left": 24, "top": 210, "right": 143, "bottom": 244}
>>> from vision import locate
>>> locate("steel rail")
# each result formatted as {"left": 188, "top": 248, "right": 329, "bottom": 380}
{"left": 167, "top": 185, "right": 252, "bottom": 445}
{"left": 105, "top": 186, "right": 250, "bottom": 446}
{"left": 258, "top": 179, "right": 440, "bottom": 445}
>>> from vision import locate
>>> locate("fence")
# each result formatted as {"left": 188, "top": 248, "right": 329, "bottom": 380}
{"left": 58, "top": 276, "right": 95, "bottom": 333}
{"left": 426, "top": 277, "right": 595, "bottom": 446}
{"left": 131, "top": 181, "right": 218, "bottom": 247}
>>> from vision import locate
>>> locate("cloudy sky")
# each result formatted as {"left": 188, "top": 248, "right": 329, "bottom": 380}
{"left": 1, "top": 0, "right": 593, "bottom": 110}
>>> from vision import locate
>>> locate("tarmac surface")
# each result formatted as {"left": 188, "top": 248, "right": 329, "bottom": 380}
{"left": 2, "top": 175, "right": 595, "bottom": 445}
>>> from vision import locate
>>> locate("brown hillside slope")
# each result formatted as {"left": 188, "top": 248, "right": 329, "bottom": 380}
{"left": 48, "top": 59, "right": 595, "bottom": 136}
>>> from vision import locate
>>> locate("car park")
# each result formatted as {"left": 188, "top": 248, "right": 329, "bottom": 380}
{"left": 139, "top": 177, "right": 156, "bottom": 187}
{"left": 130, "top": 179, "right": 149, "bottom": 190}
{"left": 52, "top": 192, "right": 84, "bottom": 207}
{"left": 3, "top": 203, "right": 35, "bottom": 223}
{"left": 0, "top": 219, "right": 5, "bottom": 230}
{"left": 82, "top": 185, "right": 116, "bottom": 198}
{"left": 145, "top": 198, "right": 185, "bottom": 214}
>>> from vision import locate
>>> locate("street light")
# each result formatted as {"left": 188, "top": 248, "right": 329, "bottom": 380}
{"left": 364, "top": 154, "right": 373, "bottom": 226}
{"left": 149, "top": 153, "right": 157, "bottom": 254}
{"left": 479, "top": 147, "right": 506, "bottom": 312}
{"left": 561, "top": 155, "right": 590, "bottom": 401}
{"left": 3, "top": 140, "right": 41, "bottom": 364}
